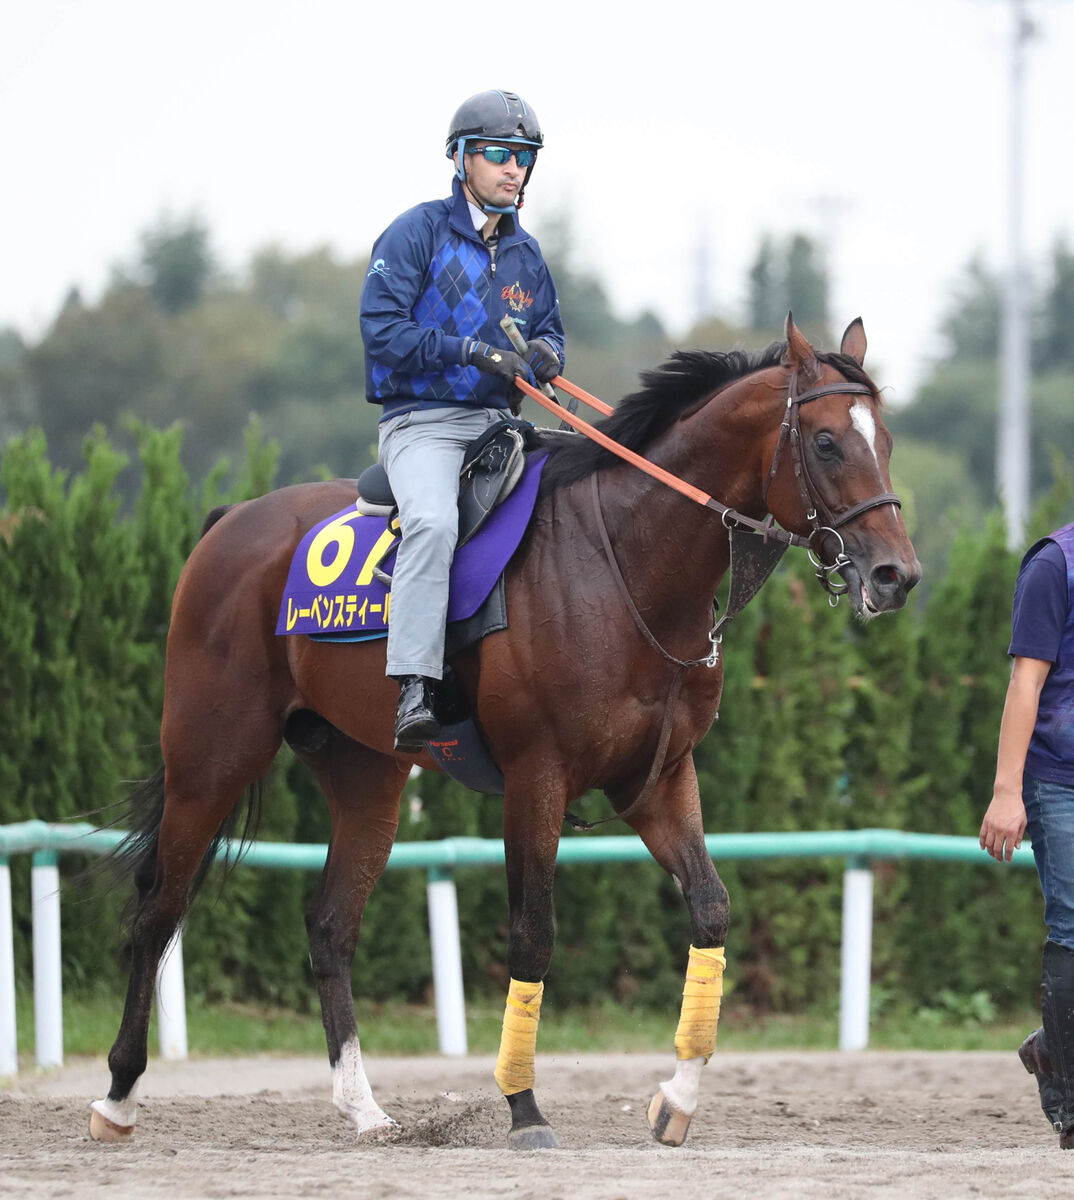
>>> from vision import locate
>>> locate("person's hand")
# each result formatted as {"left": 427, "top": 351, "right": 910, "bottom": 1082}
{"left": 979, "top": 787, "right": 1027, "bottom": 862}
{"left": 465, "top": 340, "right": 534, "bottom": 386}
{"left": 526, "top": 338, "right": 561, "bottom": 385}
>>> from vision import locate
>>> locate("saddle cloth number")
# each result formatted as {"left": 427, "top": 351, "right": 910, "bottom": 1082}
{"left": 307, "top": 514, "right": 398, "bottom": 589}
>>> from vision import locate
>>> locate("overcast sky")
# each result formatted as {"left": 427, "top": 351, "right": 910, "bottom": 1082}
{"left": 5, "top": 0, "right": 1073, "bottom": 401}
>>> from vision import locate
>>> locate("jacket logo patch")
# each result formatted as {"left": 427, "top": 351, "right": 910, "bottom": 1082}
{"left": 502, "top": 282, "right": 534, "bottom": 312}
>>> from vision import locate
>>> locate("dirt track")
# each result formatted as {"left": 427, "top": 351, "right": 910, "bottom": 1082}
{"left": 3, "top": 1050, "right": 1074, "bottom": 1198}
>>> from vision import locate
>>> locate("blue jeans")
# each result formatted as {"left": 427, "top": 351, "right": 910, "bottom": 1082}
{"left": 1024, "top": 773, "right": 1074, "bottom": 952}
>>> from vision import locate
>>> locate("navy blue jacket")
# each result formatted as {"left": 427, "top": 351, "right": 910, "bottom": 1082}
{"left": 360, "top": 178, "right": 565, "bottom": 419}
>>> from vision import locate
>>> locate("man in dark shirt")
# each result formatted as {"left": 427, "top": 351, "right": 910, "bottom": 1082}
{"left": 981, "top": 524, "right": 1074, "bottom": 1148}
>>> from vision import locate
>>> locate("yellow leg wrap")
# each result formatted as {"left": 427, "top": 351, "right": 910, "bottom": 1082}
{"left": 674, "top": 945, "right": 725, "bottom": 1062}
{"left": 493, "top": 977, "right": 544, "bottom": 1095}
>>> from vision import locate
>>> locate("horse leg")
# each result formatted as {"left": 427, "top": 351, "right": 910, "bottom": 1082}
{"left": 90, "top": 712, "right": 282, "bottom": 1143}
{"left": 295, "top": 723, "right": 409, "bottom": 1136}
{"left": 494, "top": 789, "right": 562, "bottom": 1150}
{"left": 625, "top": 755, "right": 730, "bottom": 1148}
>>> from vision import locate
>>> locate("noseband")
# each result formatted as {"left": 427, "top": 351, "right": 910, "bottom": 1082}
{"left": 761, "top": 372, "right": 902, "bottom": 601}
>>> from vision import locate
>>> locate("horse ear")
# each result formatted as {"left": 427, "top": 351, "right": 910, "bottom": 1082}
{"left": 840, "top": 317, "right": 867, "bottom": 366}
{"left": 782, "top": 312, "right": 821, "bottom": 384}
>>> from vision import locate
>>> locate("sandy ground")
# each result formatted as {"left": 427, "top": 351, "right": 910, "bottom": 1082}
{"left": 3, "top": 1050, "right": 1074, "bottom": 1199}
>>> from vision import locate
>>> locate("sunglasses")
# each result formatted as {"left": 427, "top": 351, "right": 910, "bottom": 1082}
{"left": 466, "top": 144, "right": 537, "bottom": 168}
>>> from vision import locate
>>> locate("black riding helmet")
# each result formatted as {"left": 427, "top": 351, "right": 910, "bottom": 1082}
{"left": 445, "top": 90, "right": 543, "bottom": 212}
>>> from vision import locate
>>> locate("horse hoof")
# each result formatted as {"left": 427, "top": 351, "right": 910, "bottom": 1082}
{"left": 507, "top": 1124, "right": 559, "bottom": 1149}
{"left": 89, "top": 1107, "right": 134, "bottom": 1143}
{"left": 647, "top": 1089, "right": 692, "bottom": 1147}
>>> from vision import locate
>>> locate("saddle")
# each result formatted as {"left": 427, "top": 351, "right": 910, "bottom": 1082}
{"left": 356, "top": 417, "right": 539, "bottom": 549}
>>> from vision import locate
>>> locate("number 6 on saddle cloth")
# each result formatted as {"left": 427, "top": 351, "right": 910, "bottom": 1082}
{"left": 355, "top": 417, "right": 538, "bottom": 584}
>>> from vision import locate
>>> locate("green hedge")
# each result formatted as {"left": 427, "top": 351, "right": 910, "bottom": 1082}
{"left": 0, "top": 425, "right": 1066, "bottom": 1016}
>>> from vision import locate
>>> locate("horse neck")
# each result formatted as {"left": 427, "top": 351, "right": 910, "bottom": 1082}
{"left": 591, "top": 368, "right": 785, "bottom": 651}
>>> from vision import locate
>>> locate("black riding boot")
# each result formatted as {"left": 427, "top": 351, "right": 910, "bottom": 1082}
{"left": 393, "top": 675, "right": 440, "bottom": 752}
{"left": 1039, "top": 940, "right": 1074, "bottom": 1145}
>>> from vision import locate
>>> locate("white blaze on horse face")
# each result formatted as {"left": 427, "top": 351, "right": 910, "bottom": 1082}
{"left": 848, "top": 401, "right": 879, "bottom": 466}
{"left": 332, "top": 1035, "right": 396, "bottom": 1133}
{"left": 849, "top": 400, "right": 902, "bottom": 522}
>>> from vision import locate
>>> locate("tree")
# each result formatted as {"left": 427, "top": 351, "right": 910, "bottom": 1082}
{"left": 748, "top": 235, "right": 782, "bottom": 333}
{"left": 939, "top": 255, "right": 1001, "bottom": 361}
{"left": 784, "top": 234, "right": 829, "bottom": 332}
{"left": 1038, "top": 237, "right": 1074, "bottom": 372}
{"left": 140, "top": 214, "right": 215, "bottom": 314}
{"left": 743, "top": 232, "right": 830, "bottom": 341}
{"left": 0, "top": 327, "right": 31, "bottom": 441}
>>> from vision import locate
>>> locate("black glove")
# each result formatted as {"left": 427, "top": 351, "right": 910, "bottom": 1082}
{"left": 526, "top": 338, "right": 561, "bottom": 385}
{"left": 464, "top": 340, "right": 535, "bottom": 386}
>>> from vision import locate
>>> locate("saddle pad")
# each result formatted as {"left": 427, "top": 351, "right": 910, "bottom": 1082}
{"left": 276, "top": 453, "right": 547, "bottom": 639}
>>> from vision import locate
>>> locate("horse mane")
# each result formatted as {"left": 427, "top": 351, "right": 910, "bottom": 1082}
{"left": 536, "top": 341, "right": 878, "bottom": 496}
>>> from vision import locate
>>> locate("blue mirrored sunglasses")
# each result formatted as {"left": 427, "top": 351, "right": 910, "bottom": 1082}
{"left": 466, "top": 144, "right": 537, "bottom": 168}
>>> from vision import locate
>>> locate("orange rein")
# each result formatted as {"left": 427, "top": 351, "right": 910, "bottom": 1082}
{"left": 515, "top": 376, "right": 716, "bottom": 511}
{"left": 547, "top": 374, "right": 614, "bottom": 417}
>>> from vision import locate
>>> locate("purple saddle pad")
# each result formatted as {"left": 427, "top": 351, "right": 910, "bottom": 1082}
{"left": 276, "top": 454, "right": 546, "bottom": 640}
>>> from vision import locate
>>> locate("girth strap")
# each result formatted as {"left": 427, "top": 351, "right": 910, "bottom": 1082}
{"left": 564, "top": 666, "right": 687, "bottom": 832}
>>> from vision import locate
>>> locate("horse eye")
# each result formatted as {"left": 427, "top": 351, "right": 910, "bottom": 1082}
{"left": 814, "top": 432, "right": 839, "bottom": 457}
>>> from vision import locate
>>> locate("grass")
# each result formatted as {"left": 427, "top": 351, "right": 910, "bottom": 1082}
{"left": 11, "top": 991, "right": 1044, "bottom": 1061}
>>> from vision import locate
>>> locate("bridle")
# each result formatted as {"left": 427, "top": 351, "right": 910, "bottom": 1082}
{"left": 516, "top": 366, "right": 903, "bottom": 604}
{"left": 759, "top": 372, "right": 902, "bottom": 601}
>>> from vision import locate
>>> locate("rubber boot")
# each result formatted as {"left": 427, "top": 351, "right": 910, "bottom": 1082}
{"left": 1041, "top": 940, "right": 1074, "bottom": 1146}
{"left": 1019, "top": 1027, "right": 1063, "bottom": 1131}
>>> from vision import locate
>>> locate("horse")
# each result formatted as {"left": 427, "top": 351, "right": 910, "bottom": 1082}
{"left": 89, "top": 315, "right": 920, "bottom": 1150}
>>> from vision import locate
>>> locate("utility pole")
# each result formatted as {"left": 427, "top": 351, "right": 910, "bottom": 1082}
{"left": 997, "top": 0, "right": 1036, "bottom": 548}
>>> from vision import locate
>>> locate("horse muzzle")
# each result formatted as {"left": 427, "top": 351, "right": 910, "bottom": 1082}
{"left": 841, "top": 553, "right": 922, "bottom": 617}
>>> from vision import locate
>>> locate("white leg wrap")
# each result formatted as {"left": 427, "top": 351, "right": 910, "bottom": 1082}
{"left": 332, "top": 1036, "right": 395, "bottom": 1133}
{"left": 91, "top": 1082, "right": 140, "bottom": 1128}
{"left": 658, "top": 1056, "right": 705, "bottom": 1117}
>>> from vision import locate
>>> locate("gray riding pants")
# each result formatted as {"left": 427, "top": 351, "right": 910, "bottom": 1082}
{"left": 378, "top": 405, "right": 506, "bottom": 679}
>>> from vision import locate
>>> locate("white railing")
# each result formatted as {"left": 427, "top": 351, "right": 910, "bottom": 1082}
{"left": 0, "top": 823, "right": 1033, "bottom": 1077}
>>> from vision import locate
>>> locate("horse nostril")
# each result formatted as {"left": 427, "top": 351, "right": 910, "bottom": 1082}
{"left": 870, "top": 561, "right": 921, "bottom": 595}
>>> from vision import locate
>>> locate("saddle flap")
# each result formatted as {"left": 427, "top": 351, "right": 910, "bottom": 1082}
{"left": 457, "top": 423, "right": 527, "bottom": 547}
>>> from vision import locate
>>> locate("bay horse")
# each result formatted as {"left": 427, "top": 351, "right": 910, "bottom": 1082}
{"left": 90, "top": 316, "right": 919, "bottom": 1149}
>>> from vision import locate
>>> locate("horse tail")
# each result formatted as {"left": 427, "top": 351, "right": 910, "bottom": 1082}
{"left": 108, "top": 766, "right": 264, "bottom": 933}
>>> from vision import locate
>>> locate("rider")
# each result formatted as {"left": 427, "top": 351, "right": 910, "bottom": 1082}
{"left": 360, "top": 89, "right": 566, "bottom": 752}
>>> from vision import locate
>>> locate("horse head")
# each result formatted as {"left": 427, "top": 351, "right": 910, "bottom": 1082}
{"left": 761, "top": 315, "right": 921, "bottom": 617}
